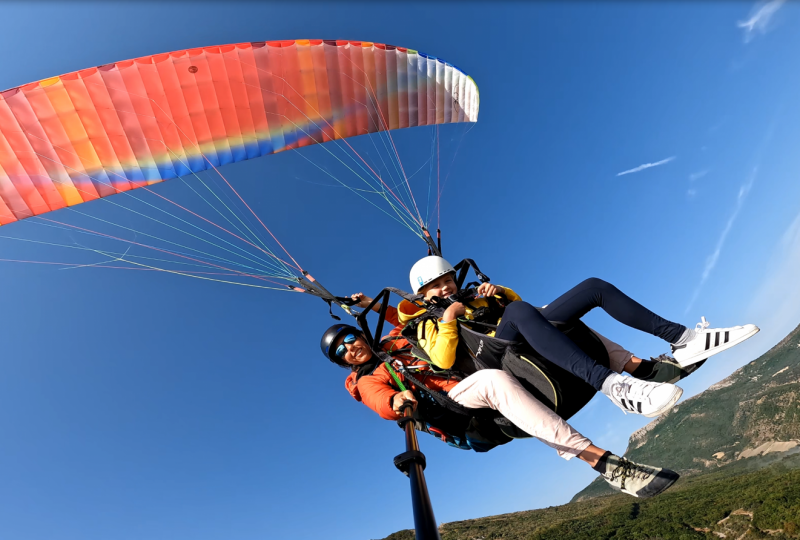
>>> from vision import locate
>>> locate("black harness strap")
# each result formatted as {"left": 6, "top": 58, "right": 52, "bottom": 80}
{"left": 452, "top": 258, "right": 490, "bottom": 289}
{"left": 421, "top": 227, "right": 442, "bottom": 257}
{"left": 293, "top": 273, "right": 361, "bottom": 320}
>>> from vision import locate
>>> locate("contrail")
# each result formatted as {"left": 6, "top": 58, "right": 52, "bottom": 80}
{"left": 616, "top": 156, "right": 676, "bottom": 177}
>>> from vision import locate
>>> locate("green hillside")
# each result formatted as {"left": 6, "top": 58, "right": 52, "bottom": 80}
{"left": 379, "top": 456, "right": 800, "bottom": 539}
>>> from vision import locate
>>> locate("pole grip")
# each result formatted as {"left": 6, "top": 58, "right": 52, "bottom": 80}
{"left": 395, "top": 407, "right": 441, "bottom": 539}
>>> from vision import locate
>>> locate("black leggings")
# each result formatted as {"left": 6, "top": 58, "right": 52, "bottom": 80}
{"left": 495, "top": 278, "right": 686, "bottom": 390}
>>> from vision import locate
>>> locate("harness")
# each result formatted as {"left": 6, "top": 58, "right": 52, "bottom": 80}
{"left": 355, "top": 259, "right": 612, "bottom": 452}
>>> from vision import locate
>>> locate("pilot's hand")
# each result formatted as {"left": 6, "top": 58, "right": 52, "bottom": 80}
{"left": 392, "top": 390, "right": 417, "bottom": 414}
{"left": 351, "top": 292, "right": 375, "bottom": 309}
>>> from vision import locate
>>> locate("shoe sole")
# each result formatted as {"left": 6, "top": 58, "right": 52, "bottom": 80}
{"left": 675, "top": 326, "right": 760, "bottom": 368}
{"left": 643, "top": 386, "right": 683, "bottom": 418}
{"left": 635, "top": 468, "right": 680, "bottom": 499}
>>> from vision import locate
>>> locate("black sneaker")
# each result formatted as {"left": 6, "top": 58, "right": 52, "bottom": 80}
{"left": 601, "top": 454, "right": 679, "bottom": 498}
{"left": 637, "top": 354, "right": 706, "bottom": 384}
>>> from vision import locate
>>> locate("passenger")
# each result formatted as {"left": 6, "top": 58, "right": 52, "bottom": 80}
{"left": 399, "top": 256, "right": 759, "bottom": 417}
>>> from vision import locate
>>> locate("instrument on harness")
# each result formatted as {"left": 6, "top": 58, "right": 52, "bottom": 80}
{"left": 428, "top": 286, "right": 509, "bottom": 335}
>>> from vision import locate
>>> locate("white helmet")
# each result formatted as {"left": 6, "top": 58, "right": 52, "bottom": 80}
{"left": 409, "top": 256, "right": 456, "bottom": 293}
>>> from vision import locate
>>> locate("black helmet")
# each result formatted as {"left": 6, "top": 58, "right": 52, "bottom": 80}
{"left": 320, "top": 324, "right": 362, "bottom": 366}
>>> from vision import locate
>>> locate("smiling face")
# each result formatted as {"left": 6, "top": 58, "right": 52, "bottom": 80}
{"left": 333, "top": 333, "right": 373, "bottom": 366}
{"left": 420, "top": 272, "right": 457, "bottom": 302}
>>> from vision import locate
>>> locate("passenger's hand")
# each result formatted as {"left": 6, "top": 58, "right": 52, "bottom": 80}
{"left": 392, "top": 390, "right": 417, "bottom": 414}
{"left": 477, "top": 283, "right": 503, "bottom": 297}
{"left": 442, "top": 301, "right": 466, "bottom": 323}
{"left": 351, "top": 292, "right": 374, "bottom": 309}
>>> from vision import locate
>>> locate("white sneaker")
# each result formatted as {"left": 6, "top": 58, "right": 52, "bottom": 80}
{"left": 602, "top": 373, "right": 683, "bottom": 418}
{"left": 671, "top": 317, "right": 760, "bottom": 368}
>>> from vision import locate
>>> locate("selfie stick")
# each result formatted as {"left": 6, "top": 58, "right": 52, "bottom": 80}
{"left": 394, "top": 402, "right": 441, "bottom": 540}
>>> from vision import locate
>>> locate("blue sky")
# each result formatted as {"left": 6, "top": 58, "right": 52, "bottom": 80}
{"left": 1, "top": 2, "right": 800, "bottom": 539}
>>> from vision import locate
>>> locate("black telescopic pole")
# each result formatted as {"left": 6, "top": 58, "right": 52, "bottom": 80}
{"left": 394, "top": 404, "right": 441, "bottom": 540}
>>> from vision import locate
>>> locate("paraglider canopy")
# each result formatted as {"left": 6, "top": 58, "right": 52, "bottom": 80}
{"left": 0, "top": 39, "right": 479, "bottom": 311}
{"left": 0, "top": 40, "right": 479, "bottom": 226}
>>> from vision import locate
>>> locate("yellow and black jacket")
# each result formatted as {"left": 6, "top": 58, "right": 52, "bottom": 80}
{"left": 396, "top": 286, "right": 522, "bottom": 369}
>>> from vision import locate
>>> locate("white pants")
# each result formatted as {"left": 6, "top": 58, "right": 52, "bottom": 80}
{"left": 448, "top": 369, "right": 592, "bottom": 460}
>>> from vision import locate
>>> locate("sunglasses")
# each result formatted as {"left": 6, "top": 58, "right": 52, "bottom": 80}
{"left": 335, "top": 334, "right": 358, "bottom": 358}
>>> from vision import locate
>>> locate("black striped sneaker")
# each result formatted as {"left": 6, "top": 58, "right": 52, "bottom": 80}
{"left": 601, "top": 373, "right": 683, "bottom": 418}
{"left": 638, "top": 354, "right": 706, "bottom": 384}
{"left": 601, "top": 455, "right": 680, "bottom": 498}
{"left": 671, "top": 317, "right": 760, "bottom": 368}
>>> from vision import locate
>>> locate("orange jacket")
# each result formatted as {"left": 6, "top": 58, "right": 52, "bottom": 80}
{"left": 344, "top": 305, "right": 458, "bottom": 421}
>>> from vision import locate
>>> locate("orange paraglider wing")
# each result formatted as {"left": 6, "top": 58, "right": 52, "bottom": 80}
{"left": 0, "top": 40, "right": 479, "bottom": 226}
